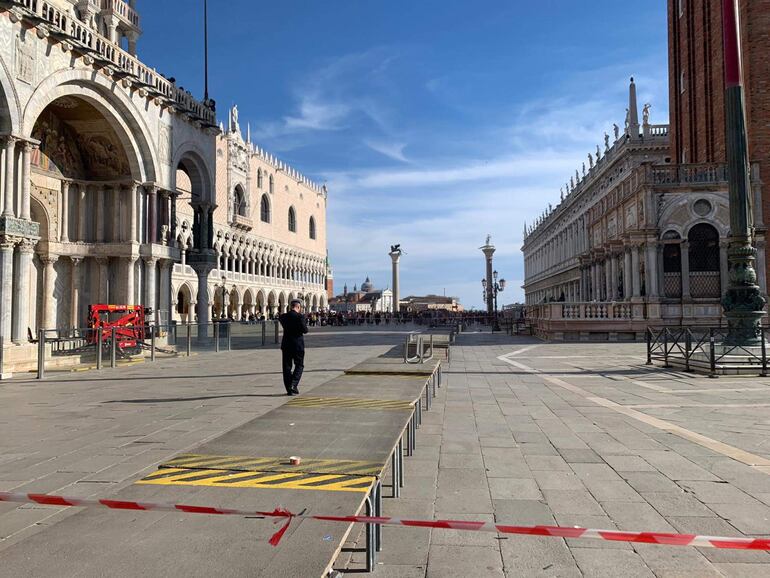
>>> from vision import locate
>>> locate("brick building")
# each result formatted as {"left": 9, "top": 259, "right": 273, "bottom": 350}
{"left": 669, "top": 0, "right": 770, "bottom": 271}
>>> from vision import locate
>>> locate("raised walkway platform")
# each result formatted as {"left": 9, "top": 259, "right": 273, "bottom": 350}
{"left": 0, "top": 336, "right": 445, "bottom": 577}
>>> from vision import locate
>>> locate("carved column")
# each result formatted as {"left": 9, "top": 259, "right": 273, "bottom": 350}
{"left": 20, "top": 141, "right": 33, "bottom": 221}
{"left": 646, "top": 242, "right": 659, "bottom": 298}
{"left": 112, "top": 185, "right": 121, "bottom": 242}
{"left": 60, "top": 181, "right": 70, "bottom": 242}
{"left": 604, "top": 258, "right": 612, "bottom": 301}
{"left": 0, "top": 236, "right": 16, "bottom": 340}
{"left": 12, "top": 239, "right": 36, "bottom": 343}
{"left": 609, "top": 253, "right": 619, "bottom": 300}
{"left": 631, "top": 245, "right": 641, "bottom": 298}
{"left": 144, "top": 256, "right": 157, "bottom": 316}
{"left": 129, "top": 183, "right": 138, "bottom": 243}
{"left": 70, "top": 257, "right": 82, "bottom": 329}
{"left": 159, "top": 259, "right": 172, "bottom": 325}
{"left": 77, "top": 185, "right": 86, "bottom": 242}
{"left": 96, "top": 185, "right": 106, "bottom": 242}
{"left": 681, "top": 241, "right": 691, "bottom": 299}
{"left": 2, "top": 137, "right": 16, "bottom": 217}
{"left": 623, "top": 248, "right": 632, "bottom": 301}
{"left": 148, "top": 186, "right": 158, "bottom": 244}
{"left": 95, "top": 257, "right": 109, "bottom": 304}
{"left": 125, "top": 257, "right": 137, "bottom": 305}
{"left": 42, "top": 254, "right": 59, "bottom": 330}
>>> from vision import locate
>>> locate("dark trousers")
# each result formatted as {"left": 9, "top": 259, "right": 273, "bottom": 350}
{"left": 282, "top": 346, "right": 304, "bottom": 392}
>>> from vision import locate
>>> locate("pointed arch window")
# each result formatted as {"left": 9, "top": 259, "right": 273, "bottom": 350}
{"left": 288, "top": 206, "right": 297, "bottom": 233}
{"left": 234, "top": 185, "right": 247, "bottom": 217}
{"left": 309, "top": 216, "right": 317, "bottom": 239}
{"left": 260, "top": 194, "right": 271, "bottom": 223}
{"left": 269, "top": 174, "right": 274, "bottom": 194}
{"left": 257, "top": 169, "right": 263, "bottom": 189}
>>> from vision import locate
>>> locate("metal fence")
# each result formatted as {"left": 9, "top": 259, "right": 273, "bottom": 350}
{"left": 30, "top": 320, "right": 281, "bottom": 380}
{"left": 646, "top": 326, "right": 768, "bottom": 377}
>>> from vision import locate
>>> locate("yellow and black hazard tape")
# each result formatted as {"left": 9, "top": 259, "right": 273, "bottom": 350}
{"left": 137, "top": 467, "right": 375, "bottom": 493}
{"left": 286, "top": 396, "right": 414, "bottom": 411}
{"left": 161, "top": 453, "right": 384, "bottom": 477}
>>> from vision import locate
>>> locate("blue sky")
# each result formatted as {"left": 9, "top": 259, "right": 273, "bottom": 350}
{"left": 141, "top": 1, "right": 669, "bottom": 309}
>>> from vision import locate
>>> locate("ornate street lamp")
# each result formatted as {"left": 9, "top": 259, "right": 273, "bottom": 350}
{"left": 720, "top": 0, "right": 766, "bottom": 345}
{"left": 481, "top": 272, "right": 506, "bottom": 332}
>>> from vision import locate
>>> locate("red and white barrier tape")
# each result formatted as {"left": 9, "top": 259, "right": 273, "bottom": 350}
{"left": 2, "top": 491, "right": 768, "bottom": 550}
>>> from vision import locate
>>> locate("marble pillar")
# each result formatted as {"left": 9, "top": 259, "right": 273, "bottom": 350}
{"left": 20, "top": 141, "right": 32, "bottom": 221}
{"left": 623, "top": 248, "right": 632, "bottom": 300}
{"left": 0, "top": 237, "right": 15, "bottom": 340}
{"left": 144, "top": 257, "right": 157, "bottom": 316}
{"left": 112, "top": 186, "right": 121, "bottom": 242}
{"left": 12, "top": 239, "right": 35, "bottom": 343}
{"left": 631, "top": 246, "right": 641, "bottom": 298}
{"left": 148, "top": 187, "right": 158, "bottom": 244}
{"left": 70, "top": 258, "right": 82, "bottom": 328}
{"left": 60, "top": 181, "right": 70, "bottom": 242}
{"left": 97, "top": 185, "right": 106, "bottom": 242}
{"left": 77, "top": 185, "right": 86, "bottom": 242}
{"left": 610, "top": 254, "right": 618, "bottom": 300}
{"left": 96, "top": 258, "right": 109, "bottom": 304}
{"left": 129, "top": 184, "right": 138, "bottom": 243}
{"left": 42, "top": 254, "right": 59, "bottom": 329}
{"left": 125, "top": 257, "right": 137, "bottom": 305}
{"left": 646, "top": 243, "right": 659, "bottom": 298}
{"left": 2, "top": 137, "right": 16, "bottom": 218}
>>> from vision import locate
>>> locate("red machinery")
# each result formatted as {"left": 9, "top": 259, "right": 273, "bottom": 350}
{"left": 87, "top": 305, "right": 150, "bottom": 354}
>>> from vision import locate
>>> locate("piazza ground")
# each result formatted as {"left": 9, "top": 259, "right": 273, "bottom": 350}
{"left": 1, "top": 327, "right": 770, "bottom": 576}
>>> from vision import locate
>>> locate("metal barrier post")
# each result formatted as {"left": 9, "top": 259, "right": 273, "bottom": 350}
{"left": 150, "top": 326, "right": 156, "bottom": 362}
{"left": 261, "top": 321, "right": 266, "bottom": 346}
{"left": 391, "top": 446, "right": 400, "bottom": 498}
{"left": 227, "top": 321, "right": 232, "bottom": 351}
{"left": 275, "top": 321, "right": 279, "bottom": 344}
{"left": 663, "top": 328, "right": 670, "bottom": 368}
{"left": 365, "top": 495, "right": 375, "bottom": 572}
{"left": 646, "top": 328, "right": 652, "bottom": 365}
{"left": 709, "top": 329, "right": 717, "bottom": 378}
{"left": 96, "top": 327, "right": 103, "bottom": 370}
{"left": 761, "top": 328, "right": 767, "bottom": 377}
{"left": 398, "top": 438, "right": 405, "bottom": 487}
{"left": 684, "top": 330, "right": 691, "bottom": 372}
{"left": 36, "top": 329, "right": 45, "bottom": 380}
{"left": 186, "top": 324, "right": 192, "bottom": 356}
{"left": 375, "top": 481, "right": 382, "bottom": 553}
{"left": 214, "top": 322, "right": 220, "bottom": 353}
{"left": 110, "top": 327, "right": 117, "bottom": 368}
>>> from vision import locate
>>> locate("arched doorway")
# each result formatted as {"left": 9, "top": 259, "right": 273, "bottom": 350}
{"left": 243, "top": 289, "right": 254, "bottom": 320}
{"left": 30, "top": 95, "right": 137, "bottom": 329}
{"left": 267, "top": 291, "right": 277, "bottom": 318}
{"left": 688, "top": 224, "right": 720, "bottom": 298}
{"left": 176, "top": 283, "right": 193, "bottom": 323}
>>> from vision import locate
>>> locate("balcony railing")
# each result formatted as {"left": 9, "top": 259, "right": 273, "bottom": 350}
{"left": 642, "top": 163, "right": 728, "bottom": 186}
{"left": 101, "top": 0, "right": 140, "bottom": 29}
{"left": 7, "top": 0, "right": 215, "bottom": 126}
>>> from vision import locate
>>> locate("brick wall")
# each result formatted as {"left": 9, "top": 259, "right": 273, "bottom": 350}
{"left": 668, "top": 0, "right": 770, "bottom": 269}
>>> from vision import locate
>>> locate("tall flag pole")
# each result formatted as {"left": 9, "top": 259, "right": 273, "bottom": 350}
{"left": 204, "top": 0, "right": 209, "bottom": 102}
{"left": 721, "top": 0, "right": 766, "bottom": 345}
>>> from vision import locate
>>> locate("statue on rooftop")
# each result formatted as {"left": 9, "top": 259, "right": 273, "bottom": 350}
{"left": 597, "top": 144, "right": 602, "bottom": 160}
{"left": 624, "top": 109, "right": 630, "bottom": 133}
{"left": 643, "top": 103, "right": 651, "bottom": 125}
{"left": 613, "top": 124, "right": 620, "bottom": 140}
{"left": 582, "top": 162, "right": 586, "bottom": 177}
{"left": 588, "top": 152, "right": 593, "bottom": 169}
{"left": 570, "top": 176, "right": 574, "bottom": 190}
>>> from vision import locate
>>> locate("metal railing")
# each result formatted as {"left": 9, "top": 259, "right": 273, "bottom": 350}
{"left": 646, "top": 326, "right": 768, "bottom": 377}
{"left": 31, "top": 320, "right": 282, "bottom": 380}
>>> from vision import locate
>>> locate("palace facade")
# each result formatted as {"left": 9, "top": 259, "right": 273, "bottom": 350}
{"left": 0, "top": 0, "right": 329, "bottom": 370}
{"left": 522, "top": 79, "right": 765, "bottom": 340}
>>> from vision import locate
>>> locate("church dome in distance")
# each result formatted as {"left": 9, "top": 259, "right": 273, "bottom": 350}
{"left": 361, "top": 276, "right": 373, "bottom": 292}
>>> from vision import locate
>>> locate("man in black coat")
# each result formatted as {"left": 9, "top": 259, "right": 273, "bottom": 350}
{"left": 279, "top": 299, "right": 309, "bottom": 395}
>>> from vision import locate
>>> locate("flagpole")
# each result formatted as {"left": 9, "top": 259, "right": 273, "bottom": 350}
{"left": 204, "top": 0, "right": 209, "bottom": 102}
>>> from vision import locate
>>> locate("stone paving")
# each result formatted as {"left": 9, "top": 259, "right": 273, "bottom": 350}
{"left": 4, "top": 327, "right": 770, "bottom": 577}
{"left": 342, "top": 331, "right": 770, "bottom": 577}
{"left": 0, "top": 326, "right": 411, "bottom": 553}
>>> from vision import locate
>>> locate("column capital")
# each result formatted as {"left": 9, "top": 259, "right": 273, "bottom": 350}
{"left": 21, "top": 139, "right": 38, "bottom": 153}
{"left": 2, "top": 135, "right": 17, "bottom": 148}
{"left": 17, "top": 238, "right": 36, "bottom": 254}
{"left": 143, "top": 255, "right": 158, "bottom": 266}
{"left": 71, "top": 256, "right": 84, "bottom": 267}
{"left": 41, "top": 253, "right": 59, "bottom": 266}
{"left": 0, "top": 235, "right": 18, "bottom": 250}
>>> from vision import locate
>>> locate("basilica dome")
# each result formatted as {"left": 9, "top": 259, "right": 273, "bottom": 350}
{"left": 361, "top": 277, "right": 374, "bottom": 292}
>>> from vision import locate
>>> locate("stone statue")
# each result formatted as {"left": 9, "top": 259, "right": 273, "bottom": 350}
{"left": 570, "top": 176, "right": 574, "bottom": 190}
{"left": 588, "top": 152, "right": 593, "bottom": 169}
{"left": 560, "top": 188, "right": 564, "bottom": 201}
{"left": 575, "top": 169, "right": 580, "bottom": 183}
{"left": 230, "top": 105, "right": 240, "bottom": 134}
{"left": 643, "top": 103, "right": 651, "bottom": 125}
{"left": 605, "top": 132, "right": 611, "bottom": 150}
{"left": 582, "top": 162, "right": 586, "bottom": 177}
{"left": 613, "top": 124, "right": 620, "bottom": 140}
{"left": 624, "top": 109, "right": 630, "bottom": 132}
{"left": 485, "top": 234, "right": 491, "bottom": 246}
{"left": 548, "top": 203, "right": 552, "bottom": 213}
{"left": 160, "top": 224, "right": 169, "bottom": 246}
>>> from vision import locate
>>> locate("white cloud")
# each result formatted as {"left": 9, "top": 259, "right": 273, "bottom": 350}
{"left": 363, "top": 139, "right": 410, "bottom": 163}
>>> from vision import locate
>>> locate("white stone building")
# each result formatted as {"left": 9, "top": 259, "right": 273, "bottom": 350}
{"left": 0, "top": 0, "right": 329, "bottom": 371}
{"left": 171, "top": 108, "right": 329, "bottom": 322}
{"left": 521, "top": 79, "right": 765, "bottom": 340}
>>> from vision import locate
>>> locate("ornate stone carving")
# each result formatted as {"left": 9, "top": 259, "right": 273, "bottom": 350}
{"left": 158, "top": 124, "right": 172, "bottom": 163}
{"left": 15, "top": 37, "right": 34, "bottom": 84}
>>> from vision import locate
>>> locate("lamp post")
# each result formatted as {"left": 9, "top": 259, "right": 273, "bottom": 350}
{"left": 720, "top": 0, "right": 766, "bottom": 345}
{"left": 482, "top": 271, "right": 506, "bottom": 332}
